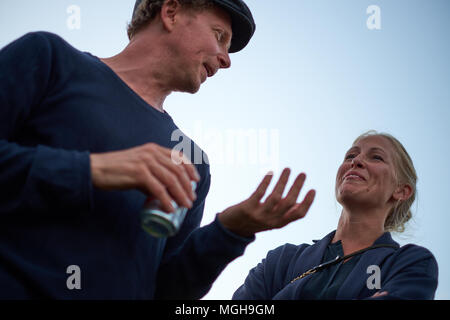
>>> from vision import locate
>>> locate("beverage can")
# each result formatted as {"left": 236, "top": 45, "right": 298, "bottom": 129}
{"left": 141, "top": 181, "right": 197, "bottom": 237}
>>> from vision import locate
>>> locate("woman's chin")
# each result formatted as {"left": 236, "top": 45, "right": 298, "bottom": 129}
{"left": 337, "top": 187, "right": 363, "bottom": 203}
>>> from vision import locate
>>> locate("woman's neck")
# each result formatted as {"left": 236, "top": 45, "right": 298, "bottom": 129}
{"left": 332, "top": 208, "right": 387, "bottom": 255}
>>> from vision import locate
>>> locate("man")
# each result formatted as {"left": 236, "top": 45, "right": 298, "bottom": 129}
{"left": 0, "top": 0, "right": 315, "bottom": 299}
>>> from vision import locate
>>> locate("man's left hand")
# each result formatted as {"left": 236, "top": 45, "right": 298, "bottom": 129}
{"left": 218, "top": 168, "right": 316, "bottom": 238}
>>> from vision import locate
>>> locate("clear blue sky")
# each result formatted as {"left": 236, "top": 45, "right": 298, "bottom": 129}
{"left": 1, "top": 0, "right": 449, "bottom": 299}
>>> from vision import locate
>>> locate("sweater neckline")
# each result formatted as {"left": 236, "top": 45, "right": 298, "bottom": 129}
{"left": 84, "top": 52, "right": 174, "bottom": 122}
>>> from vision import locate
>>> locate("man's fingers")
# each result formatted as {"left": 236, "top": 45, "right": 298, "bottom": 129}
{"left": 168, "top": 147, "right": 200, "bottom": 183}
{"left": 249, "top": 172, "right": 274, "bottom": 202}
{"left": 156, "top": 152, "right": 197, "bottom": 202}
{"left": 143, "top": 172, "right": 176, "bottom": 213}
{"left": 282, "top": 189, "right": 316, "bottom": 224}
{"left": 147, "top": 160, "right": 193, "bottom": 209}
{"left": 285, "top": 173, "right": 306, "bottom": 202}
{"left": 182, "top": 162, "right": 201, "bottom": 183}
{"left": 273, "top": 173, "right": 306, "bottom": 214}
{"left": 263, "top": 168, "right": 291, "bottom": 211}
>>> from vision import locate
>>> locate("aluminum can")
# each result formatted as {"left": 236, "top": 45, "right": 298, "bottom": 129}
{"left": 141, "top": 181, "right": 197, "bottom": 237}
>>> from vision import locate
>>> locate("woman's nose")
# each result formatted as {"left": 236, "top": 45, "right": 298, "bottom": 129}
{"left": 351, "top": 156, "right": 365, "bottom": 168}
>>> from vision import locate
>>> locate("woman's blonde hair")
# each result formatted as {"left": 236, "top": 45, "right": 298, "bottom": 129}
{"left": 353, "top": 130, "right": 417, "bottom": 233}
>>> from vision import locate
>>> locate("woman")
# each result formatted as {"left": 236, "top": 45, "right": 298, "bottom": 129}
{"left": 232, "top": 131, "right": 438, "bottom": 300}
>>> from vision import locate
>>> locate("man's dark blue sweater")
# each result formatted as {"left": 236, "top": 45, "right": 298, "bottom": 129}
{"left": 0, "top": 32, "right": 253, "bottom": 299}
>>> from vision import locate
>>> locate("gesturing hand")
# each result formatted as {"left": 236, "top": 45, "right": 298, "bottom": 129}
{"left": 218, "top": 168, "right": 316, "bottom": 237}
{"left": 90, "top": 143, "right": 200, "bottom": 213}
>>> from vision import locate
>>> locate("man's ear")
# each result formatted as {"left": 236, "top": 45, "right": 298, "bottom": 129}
{"left": 160, "top": 0, "right": 181, "bottom": 32}
{"left": 393, "top": 184, "right": 413, "bottom": 202}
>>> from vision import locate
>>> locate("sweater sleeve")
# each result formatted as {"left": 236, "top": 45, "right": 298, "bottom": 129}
{"left": 0, "top": 32, "right": 93, "bottom": 216}
{"left": 154, "top": 214, "right": 255, "bottom": 299}
{"left": 232, "top": 253, "right": 270, "bottom": 300}
{"left": 153, "top": 169, "right": 255, "bottom": 299}
{"left": 233, "top": 244, "right": 300, "bottom": 300}
{"left": 368, "top": 245, "right": 439, "bottom": 300}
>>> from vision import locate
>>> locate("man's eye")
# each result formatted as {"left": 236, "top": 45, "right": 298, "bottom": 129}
{"left": 214, "top": 30, "right": 223, "bottom": 42}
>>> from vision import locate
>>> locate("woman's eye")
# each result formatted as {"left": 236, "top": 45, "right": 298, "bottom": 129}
{"left": 345, "top": 154, "right": 355, "bottom": 160}
{"left": 373, "top": 155, "right": 384, "bottom": 161}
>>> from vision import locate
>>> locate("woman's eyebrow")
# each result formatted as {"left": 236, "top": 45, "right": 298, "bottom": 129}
{"left": 369, "top": 147, "right": 387, "bottom": 155}
{"left": 346, "top": 146, "right": 360, "bottom": 154}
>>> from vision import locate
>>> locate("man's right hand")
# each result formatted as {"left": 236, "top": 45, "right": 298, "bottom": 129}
{"left": 90, "top": 143, "right": 200, "bottom": 213}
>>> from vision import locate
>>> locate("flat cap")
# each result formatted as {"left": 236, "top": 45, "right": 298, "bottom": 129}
{"left": 132, "top": 0, "right": 255, "bottom": 53}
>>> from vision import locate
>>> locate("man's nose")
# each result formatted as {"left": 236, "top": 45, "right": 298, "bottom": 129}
{"left": 218, "top": 51, "right": 231, "bottom": 69}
